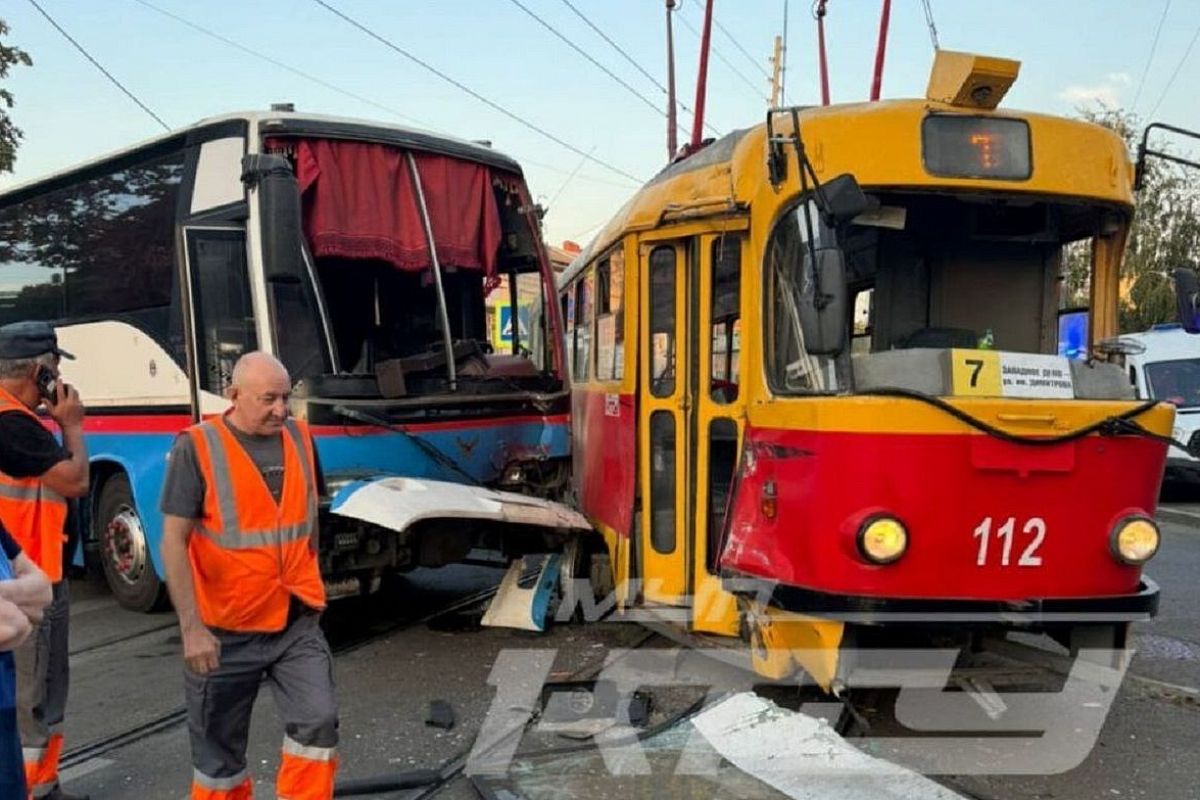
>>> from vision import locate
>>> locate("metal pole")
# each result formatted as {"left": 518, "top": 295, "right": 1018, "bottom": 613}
{"left": 870, "top": 0, "right": 891, "bottom": 101}
{"left": 405, "top": 151, "right": 457, "bottom": 391}
{"left": 781, "top": 0, "right": 789, "bottom": 104}
{"left": 690, "top": 0, "right": 715, "bottom": 150}
{"left": 770, "top": 35, "right": 783, "bottom": 106}
{"left": 666, "top": 0, "right": 678, "bottom": 159}
{"left": 816, "top": 0, "right": 830, "bottom": 106}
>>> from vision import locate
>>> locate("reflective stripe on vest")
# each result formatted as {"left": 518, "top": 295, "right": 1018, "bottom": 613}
{"left": 187, "top": 415, "right": 325, "bottom": 632}
{"left": 0, "top": 388, "right": 68, "bottom": 582}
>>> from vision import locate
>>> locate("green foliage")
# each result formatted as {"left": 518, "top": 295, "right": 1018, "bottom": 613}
{"left": 1064, "top": 107, "right": 1200, "bottom": 332}
{"left": 0, "top": 18, "right": 33, "bottom": 174}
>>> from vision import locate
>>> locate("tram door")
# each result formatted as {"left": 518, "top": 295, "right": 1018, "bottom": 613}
{"left": 636, "top": 231, "right": 745, "bottom": 623}
{"left": 638, "top": 239, "right": 691, "bottom": 605}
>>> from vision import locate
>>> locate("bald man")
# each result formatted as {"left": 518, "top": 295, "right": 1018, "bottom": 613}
{"left": 160, "top": 352, "right": 338, "bottom": 800}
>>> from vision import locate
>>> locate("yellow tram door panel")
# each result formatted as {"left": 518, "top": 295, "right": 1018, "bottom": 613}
{"left": 637, "top": 239, "right": 690, "bottom": 605}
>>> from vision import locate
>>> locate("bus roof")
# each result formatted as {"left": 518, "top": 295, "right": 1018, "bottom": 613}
{"left": 0, "top": 109, "right": 523, "bottom": 202}
{"left": 561, "top": 98, "right": 1135, "bottom": 286}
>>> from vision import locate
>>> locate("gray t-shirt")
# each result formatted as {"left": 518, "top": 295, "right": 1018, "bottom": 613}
{"left": 160, "top": 423, "right": 285, "bottom": 520}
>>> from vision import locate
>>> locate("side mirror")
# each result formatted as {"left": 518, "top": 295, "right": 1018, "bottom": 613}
{"left": 1173, "top": 267, "right": 1200, "bottom": 334}
{"left": 820, "top": 174, "right": 873, "bottom": 223}
{"left": 242, "top": 154, "right": 306, "bottom": 284}
{"left": 799, "top": 248, "right": 848, "bottom": 355}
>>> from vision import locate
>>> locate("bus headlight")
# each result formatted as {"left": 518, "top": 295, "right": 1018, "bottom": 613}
{"left": 1111, "top": 517, "right": 1160, "bottom": 565}
{"left": 857, "top": 516, "right": 908, "bottom": 564}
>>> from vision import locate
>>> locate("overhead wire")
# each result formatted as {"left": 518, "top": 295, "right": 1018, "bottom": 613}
{"left": 556, "top": 0, "right": 720, "bottom": 137}
{"left": 920, "top": 0, "right": 940, "bottom": 51}
{"left": 506, "top": 0, "right": 686, "bottom": 138}
{"left": 1146, "top": 18, "right": 1200, "bottom": 119}
{"left": 311, "top": 0, "right": 644, "bottom": 184}
{"left": 688, "top": 0, "right": 771, "bottom": 80}
{"left": 25, "top": 0, "right": 169, "bottom": 130}
{"left": 676, "top": 10, "right": 770, "bottom": 103}
{"left": 1132, "top": 0, "right": 1172, "bottom": 113}
{"left": 129, "top": 0, "right": 638, "bottom": 192}
{"left": 131, "top": 0, "right": 432, "bottom": 130}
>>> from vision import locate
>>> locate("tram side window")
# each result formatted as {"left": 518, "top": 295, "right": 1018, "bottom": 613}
{"left": 187, "top": 229, "right": 258, "bottom": 395}
{"left": 649, "top": 247, "right": 676, "bottom": 397}
{"left": 0, "top": 148, "right": 187, "bottom": 366}
{"left": 710, "top": 237, "right": 741, "bottom": 403}
{"left": 650, "top": 410, "right": 677, "bottom": 555}
{"left": 561, "top": 289, "right": 574, "bottom": 380}
{"left": 595, "top": 250, "right": 626, "bottom": 382}
{"left": 573, "top": 271, "right": 593, "bottom": 382}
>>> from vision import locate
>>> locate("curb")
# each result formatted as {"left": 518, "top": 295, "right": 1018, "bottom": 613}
{"left": 1156, "top": 506, "right": 1200, "bottom": 529}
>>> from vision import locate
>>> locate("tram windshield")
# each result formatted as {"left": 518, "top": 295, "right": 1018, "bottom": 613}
{"left": 765, "top": 192, "right": 1119, "bottom": 394}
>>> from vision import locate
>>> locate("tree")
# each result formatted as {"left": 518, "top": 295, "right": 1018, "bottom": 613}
{"left": 1062, "top": 107, "right": 1200, "bottom": 333}
{"left": 0, "top": 18, "right": 33, "bottom": 174}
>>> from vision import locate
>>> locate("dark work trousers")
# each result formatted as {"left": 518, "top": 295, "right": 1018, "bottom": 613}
{"left": 185, "top": 608, "right": 338, "bottom": 799}
{"left": 14, "top": 580, "right": 69, "bottom": 799}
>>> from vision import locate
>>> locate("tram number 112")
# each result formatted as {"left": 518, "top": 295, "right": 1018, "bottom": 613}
{"left": 973, "top": 516, "right": 1045, "bottom": 567}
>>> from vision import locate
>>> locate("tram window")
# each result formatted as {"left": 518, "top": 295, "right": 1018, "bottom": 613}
{"left": 187, "top": 228, "right": 258, "bottom": 395}
{"left": 707, "top": 418, "right": 738, "bottom": 573}
{"left": 649, "top": 410, "right": 677, "bottom": 555}
{"left": 710, "top": 237, "right": 741, "bottom": 403}
{"left": 573, "top": 271, "right": 592, "bottom": 382}
{"left": 595, "top": 250, "right": 626, "bottom": 382}
{"left": 561, "top": 289, "right": 574, "bottom": 380}
{"left": 649, "top": 247, "right": 676, "bottom": 397}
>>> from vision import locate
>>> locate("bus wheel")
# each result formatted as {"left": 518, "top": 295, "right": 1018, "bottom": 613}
{"left": 95, "top": 474, "right": 166, "bottom": 612}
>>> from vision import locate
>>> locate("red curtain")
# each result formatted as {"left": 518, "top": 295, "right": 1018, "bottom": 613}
{"left": 292, "top": 138, "right": 501, "bottom": 275}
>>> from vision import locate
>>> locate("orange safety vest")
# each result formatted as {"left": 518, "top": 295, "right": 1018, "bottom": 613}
{"left": 0, "top": 386, "right": 68, "bottom": 582}
{"left": 187, "top": 415, "right": 326, "bottom": 633}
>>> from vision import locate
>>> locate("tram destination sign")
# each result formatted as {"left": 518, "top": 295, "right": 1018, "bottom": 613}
{"left": 950, "top": 350, "right": 1075, "bottom": 399}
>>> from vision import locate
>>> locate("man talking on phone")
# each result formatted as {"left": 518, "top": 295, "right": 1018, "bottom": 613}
{"left": 0, "top": 321, "right": 90, "bottom": 800}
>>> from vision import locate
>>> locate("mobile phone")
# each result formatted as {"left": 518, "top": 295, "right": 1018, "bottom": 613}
{"left": 36, "top": 368, "right": 58, "bottom": 403}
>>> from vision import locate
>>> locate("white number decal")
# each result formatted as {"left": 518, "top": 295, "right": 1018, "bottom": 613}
{"left": 974, "top": 517, "right": 1046, "bottom": 567}
{"left": 1019, "top": 517, "right": 1046, "bottom": 566}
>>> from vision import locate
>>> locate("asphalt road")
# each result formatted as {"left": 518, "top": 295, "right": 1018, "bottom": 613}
{"left": 50, "top": 519, "right": 1200, "bottom": 800}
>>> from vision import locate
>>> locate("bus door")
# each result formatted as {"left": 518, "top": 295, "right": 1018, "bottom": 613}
{"left": 690, "top": 233, "right": 744, "bottom": 635}
{"left": 638, "top": 240, "right": 691, "bottom": 605}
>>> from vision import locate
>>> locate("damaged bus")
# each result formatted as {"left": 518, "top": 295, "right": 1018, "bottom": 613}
{"left": 0, "top": 108, "right": 585, "bottom": 611}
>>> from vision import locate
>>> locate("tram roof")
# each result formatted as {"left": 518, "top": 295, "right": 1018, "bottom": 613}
{"left": 560, "top": 98, "right": 1134, "bottom": 286}
{"left": 0, "top": 109, "right": 523, "bottom": 203}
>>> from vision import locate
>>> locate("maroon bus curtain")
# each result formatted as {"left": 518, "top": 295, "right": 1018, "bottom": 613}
{"left": 292, "top": 138, "right": 501, "bottom": 276}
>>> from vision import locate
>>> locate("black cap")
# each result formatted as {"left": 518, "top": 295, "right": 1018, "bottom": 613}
{"left": 0, "top": 321, "right": 75, "bottom": 361}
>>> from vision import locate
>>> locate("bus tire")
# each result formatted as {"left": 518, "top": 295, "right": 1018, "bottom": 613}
{"left": 95, "top": 474, "right": 167, "bottom": 612}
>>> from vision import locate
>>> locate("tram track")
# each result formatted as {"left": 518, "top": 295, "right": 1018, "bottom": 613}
{"left": 60, "top": 577, "right": 516, "bottom": 773}
{"left": 68, "top": 619, "right": 179, "bottom": 659}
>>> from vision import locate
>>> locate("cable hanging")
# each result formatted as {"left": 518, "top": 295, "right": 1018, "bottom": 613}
{"left": 676, "top": 11, "right": 770, "bottom": 103}
{"left": 1147, "top": 18, "right": 1200, "bottom": 119}
{"left": 311, "top": 0, "right": 644, "bottom": 184}
{"left": 26, "top": 0, "right": 168, "bottom": 130}
{"left": 688, "top": 0, "right": 771, "bottom": 80}
{"left": 1132, "top": 0, "right": 1172, "bottom": 113}
{"left": 920, "top": 0, "right": 939, "bottom": 51}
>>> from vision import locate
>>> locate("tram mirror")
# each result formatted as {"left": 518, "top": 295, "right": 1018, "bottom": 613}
{"left": 800, "top": 249, "right": 848, "bottom": 355}
{"left": 242, "top": 154, "right": 305, "bottom": 283}
{"left": 1173, "top": 267, "right": 1200, "bottom": 334}
{"left": 820, "top": 174, "right": 872, "bottom": 223}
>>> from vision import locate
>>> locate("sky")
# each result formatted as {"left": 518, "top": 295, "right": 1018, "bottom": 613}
{"left": 1, "top": 0, "right": 1199, "bottom": 247}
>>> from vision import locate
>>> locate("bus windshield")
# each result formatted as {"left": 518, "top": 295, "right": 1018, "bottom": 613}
{"left": 765, "top": 192, "right": 1120, "bottom": 394}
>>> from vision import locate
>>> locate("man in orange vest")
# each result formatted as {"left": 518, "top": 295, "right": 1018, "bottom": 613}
{"left": 0, "top": 321, "right": 90, "bottom": 800}
{"left": 160, "top": 351, "right": 337, "bottom": 800}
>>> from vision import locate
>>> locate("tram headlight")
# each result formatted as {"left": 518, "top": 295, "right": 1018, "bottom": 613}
{"left": 857, "top": 516, "right": 908, "bottom": 565}
{"left": 1111, "top": 517, "right": 1160, "bottom": 565}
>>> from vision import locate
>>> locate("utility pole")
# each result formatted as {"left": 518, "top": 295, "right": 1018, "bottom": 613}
{"left": 770, "top": 35, "right": 783, "bottom": 107}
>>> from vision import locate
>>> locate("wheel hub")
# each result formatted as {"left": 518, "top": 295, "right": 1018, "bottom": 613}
{"left": 103, "top": 506, "right": 148, "bottom": 587}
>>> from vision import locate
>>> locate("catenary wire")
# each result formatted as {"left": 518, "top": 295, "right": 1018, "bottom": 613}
{"left": 1133, "top": 0, "right": 1172, "bottom": 113}
{"left": 920, "top": 0, "right": 940, "bottom": 50}
{"left": 689, "top": 0, "right": 771, "bottom": 79}
{"left": 1146, "top": 16, "right": 1200, "bottom": 119}
{"left": 676, "top": 9, "right": 770, "bottom": 103}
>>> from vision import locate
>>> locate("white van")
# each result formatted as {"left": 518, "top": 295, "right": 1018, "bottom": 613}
{"left": 1124, "top": 324, "right": 1200, "bottom": 480}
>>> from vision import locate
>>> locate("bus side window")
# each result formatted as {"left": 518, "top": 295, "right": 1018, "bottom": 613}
{"left": 186, "top": 228, "right": 258, "bottom": 395}
{"left": 649, "top": 247, "right": 676, "bottom": 397}
{"left": 710, "top": 237, "right": 740, "bottom": 403}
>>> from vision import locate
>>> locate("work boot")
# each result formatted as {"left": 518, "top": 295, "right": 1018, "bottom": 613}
{"left": 44, "top": 788, "right": 91, "bottom": 800}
